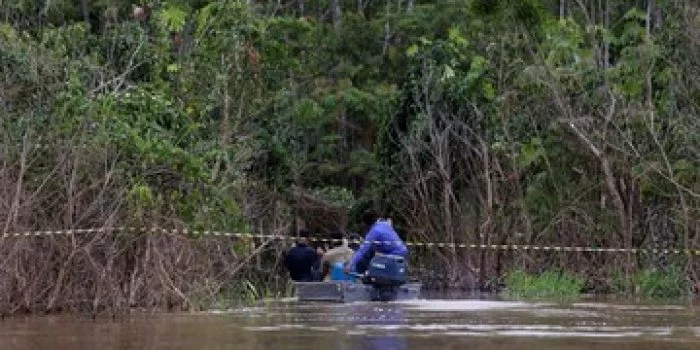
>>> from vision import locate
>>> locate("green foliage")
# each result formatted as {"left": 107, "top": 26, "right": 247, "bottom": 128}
{"left": 633, "top": 267, "right": 691, "bottom": 299}
{"left": 188, "top": 278, "right": 262, "bottom": 310}
{"left": 611, "top": 267, "right": 692, "bottom": 299}
{"left": 156, "top": 4, "right": 189, "bottom": 32}
{"left": 504, "top": 269, "right": 584, "bottom": 300}
{"left": 311, "top": 186, "right": 356, "bottom": 209}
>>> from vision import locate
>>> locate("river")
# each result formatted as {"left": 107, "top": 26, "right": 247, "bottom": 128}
{"left": 1, "top": 295, "right": 697, "bottom": 349}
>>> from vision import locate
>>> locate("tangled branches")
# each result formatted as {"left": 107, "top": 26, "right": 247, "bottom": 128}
{"left": 0, "top": 230, "right": 257, "bottom": 316}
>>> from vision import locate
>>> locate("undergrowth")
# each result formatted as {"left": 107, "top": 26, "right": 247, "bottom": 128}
{"left": 611, "top": 266, "right": 691, "bottom": 299}
{"left": 503, "top": 269, "right": 584, "bottom": 300}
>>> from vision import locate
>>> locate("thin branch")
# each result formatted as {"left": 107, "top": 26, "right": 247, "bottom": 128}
{"left": 568, "top": 120, "right": 602, "bottom": 157}
{"left": 89, "top": 37, "right": 146, "bottom": 96}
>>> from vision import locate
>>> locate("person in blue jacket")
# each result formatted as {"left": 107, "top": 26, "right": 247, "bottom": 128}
{"left": 345, "top": 209, "right": 408, "bottom": 274}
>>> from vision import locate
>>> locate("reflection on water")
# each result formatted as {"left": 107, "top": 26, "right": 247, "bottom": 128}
{"left": 348, "top": 305, "right": 406, "bottom": 350}
{"left": 0, "top": 296, "right": 697, "bottom": 350}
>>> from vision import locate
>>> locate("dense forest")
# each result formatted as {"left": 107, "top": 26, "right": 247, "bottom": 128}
{"left": 0, "top": 0, "right": 698, "bottom": 314}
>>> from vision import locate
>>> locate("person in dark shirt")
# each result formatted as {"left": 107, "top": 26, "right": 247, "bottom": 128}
{"left": 283, "top": 229, "right": 321, "bottom": 282}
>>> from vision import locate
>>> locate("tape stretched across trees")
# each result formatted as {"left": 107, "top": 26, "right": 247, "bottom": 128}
{"left": 1, "top": 227, "right": 699, "bottom": 256}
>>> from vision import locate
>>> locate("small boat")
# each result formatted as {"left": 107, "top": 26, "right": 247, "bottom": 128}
{"left": 294, "top": 254, "right": 421, "bottom": 302}
{"left": 294, "top": 280, "right": 422, "bottom": 303}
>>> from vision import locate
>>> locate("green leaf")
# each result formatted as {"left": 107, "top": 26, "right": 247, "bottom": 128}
{"left": 471, "top": 55, "right": 487, "bottom": 70}
{"left": 406, "top": 44, "right": 419, "bottom": 57}
{"left": 482, "top": 81, "right": 496, "bottom": 100}
{"left": 447, "top": 26, "right": 468, "bottom": 47}
{"left": 196, "top": 2, "right": 216, "bottom": 33}
{"left": 491, "top": 141, "right": 506, "bottom": 153}
{"left": 673, "top": 159, "right": 696, "bottom": 184}
{"left": 623, "top": 8, "right": 647, "bottom": 21}
{"left": 672, "top": 159, "right": 693, "bottom": 172}
{"left": 158, "top": 5, "right": 189, "bottom": 32}
{"left": 166, "top": 63, "right": 180, "bottom": 73}
{"left": 518, "top": 138, "right": 544, "bottom": 168}
{"left": 292, "top": 98, "right": 324, "bottom": 126}
{"left": 442, "top": 65, "right": 455, "bottom": 81}
{"left": 465, "top": 55, "right": 488, "bottom": 85}
{"left": 0, "top": 23, "right": 17, "bottom": 39}
{"left": 631, "top": 163, "right": 647, "bottom": 178}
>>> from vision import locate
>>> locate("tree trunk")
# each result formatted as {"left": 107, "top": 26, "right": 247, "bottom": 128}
{"left": 600, "top": 158, "right": 631, "bottom": 262}
{"left": 478, "top": 141, "right": 493, "bottom": 290}
{"left": 383, "top": 2, "right": 391, "bottom": 55}
{"left": 331, "top": 0, "right": 342, "bottom": 28}
{"left": 566, "top": 94, "right": 632, "bottom": 274}
{"left": 604, "top": 0, "right": 610, "bottom": 68}
{"left": 560, "top": 0, "right": 567, "bottom": 19}
{"left": 646, "top": 0, "right": 654, "bottom": 38}
{"left": 80, "top": 0, "right": 90, "bottom": 25}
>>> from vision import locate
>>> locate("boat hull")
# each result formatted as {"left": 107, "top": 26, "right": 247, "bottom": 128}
{"left": 294, "top": 281, "right": 421, "bottom": 303}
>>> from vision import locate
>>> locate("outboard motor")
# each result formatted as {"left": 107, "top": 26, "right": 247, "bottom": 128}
{"left": 361, "top": 254, "right": 408, "bottom": 302}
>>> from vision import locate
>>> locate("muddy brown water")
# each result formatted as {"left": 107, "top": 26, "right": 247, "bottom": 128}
{"left": 1, "top": 295, "right": 697, "bottom": 350}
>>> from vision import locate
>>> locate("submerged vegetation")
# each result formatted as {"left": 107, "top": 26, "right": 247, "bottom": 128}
{"left": 502, "top": 266, "right": 692, "bottom": 301}
{"left": 504, "top": 269, "right": 584, "bottom": 300}
{"left": 1, "top": 0, "right": 699, "bottom": 314}
{"left": 632, "top": 267, "right": 691, "bottom": 299}
{"left": 610, "top": 266, "right": 693, "bottom": 299}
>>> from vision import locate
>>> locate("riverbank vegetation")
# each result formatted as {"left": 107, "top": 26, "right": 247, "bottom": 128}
{"left": 1, "top": 0, "right": 699, "bottom": 315}
{"left": 502, "top": 266, "right": 691, "bottom": 301}
{"left": 504, "top": 269, "right": 584, "bottom": 300}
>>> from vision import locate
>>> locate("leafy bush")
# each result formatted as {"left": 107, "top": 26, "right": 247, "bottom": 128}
{"left": 633, "top": 267, "right": 691, "bottom": 299}
{"left": 312, "top": 186, "right": 356, "bottom": 209}
{"left": 610, "top": 266, "right": 691, "bottom": 299}
{"left": 504, "top": 269, "right": 584, "bottom": 299}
